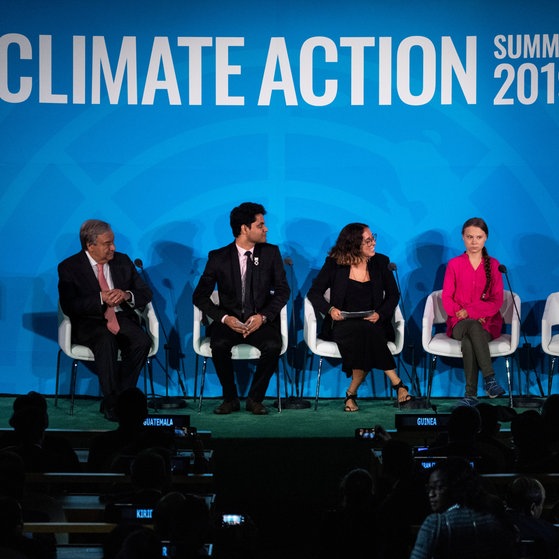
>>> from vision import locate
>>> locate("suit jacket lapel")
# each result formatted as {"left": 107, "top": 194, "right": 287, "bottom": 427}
{"left": 252, "top": 244, "right": 262, "bottom": 291}
{"left": 230, "top": 243, "right": 243, "bottom": 302}
{"left": 108, "top": 257, "right": 120, "bottom": 289}
{"left": 80, "top": 251, "right": 102, "bottom": 292}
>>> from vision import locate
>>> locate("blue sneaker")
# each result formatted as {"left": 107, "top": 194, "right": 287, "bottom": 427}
{"left": 458, "top": 396, "right": 479, "bottom": 407}
{"left": 484, "top": 375, "right": 506, "bottom": 398}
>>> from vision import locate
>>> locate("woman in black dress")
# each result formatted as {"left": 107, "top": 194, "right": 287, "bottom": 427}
{"left": 307, "top": 222, "right": 412, "bottom": 411}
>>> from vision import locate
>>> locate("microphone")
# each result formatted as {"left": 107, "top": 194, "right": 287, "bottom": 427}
{"left": 499, "top": 263, "right": 525, "bottom": 340}
{"left": 387, "top": 261, "right": 421, "bottom": 398}
{"left": 388, "top": 261, "right": 407, "bottom": 333}
{"left": 134, "top": 258, "right": 188, "bottom": 406}
{"left": 498, "top": 263, "right": 521, "bottom": 324}
{"left": 277, "top": 254, "right": 310, "bottom": 408}
{"left": 388, "top": 262, "right": 402, "bottom": 298}
{"left": 498, "top": 263, "right": 544, "bottom": 399}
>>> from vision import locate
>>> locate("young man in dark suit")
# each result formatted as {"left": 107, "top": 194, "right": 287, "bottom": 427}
{"left": 192, "top": 202, "right": 290, "bottom": 415}
{"left": 58, "top": 219, "right": 153, "bottom": 420}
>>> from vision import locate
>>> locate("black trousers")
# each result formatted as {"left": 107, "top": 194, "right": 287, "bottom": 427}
{"left": 72, "top": 312, "right": 151, "bottom": 404}
{"left": 209, "top": 320, "right": 282, "bottom": 402}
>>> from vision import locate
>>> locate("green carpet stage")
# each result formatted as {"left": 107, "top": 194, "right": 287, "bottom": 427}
{"left": 0, "top": 395, "right": 527, "bottom": 559}
{"left": 0, "top": 394, "right": 518, "bottom": 438}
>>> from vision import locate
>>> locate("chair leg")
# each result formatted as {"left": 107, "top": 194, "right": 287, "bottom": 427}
{"left": 55, "top": 350, "right": 63, "bottom": 408}
{"left": 505, "top": 356, "right": 520, "bottom": 408}
{"left": 281, "top": 355, "right": 292, "bottom": 400}
{"left": 197, "top": 358, "right": 208, "bottom": 413}
{"left": 427, "top": 354, "right": 437, "bottom": 405}
{"left": 70, "top": 359, "right": 79, "bottom": 416}
{"left": 549, "top": 357, "right": 556, "bottom": 397}
{"left": 194, "top": 355, "right": 199, "bottom": 402}
{"left": 505, "top": 356, "right": 514, "bottom": 408}
{"left": 408, "top": 346, "right": 423, "bottom": 397}
{"left": 276, "top": 365, "right": 282, "bottom": 413}
{"left": 145, "top": 357, "right": 155, "bottom": 399}
{"left": 516, "top": 354, "right": 523, "bottom": 396}
{"left": 314, "top": 357, "right": 323, "bottom": 411}
{"left": 302, "top": 351, "right": 314, "bottom": 402}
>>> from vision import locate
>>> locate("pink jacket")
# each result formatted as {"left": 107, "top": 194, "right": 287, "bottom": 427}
{"left": 442, "top": 253, "right": 504, "bottom": 339}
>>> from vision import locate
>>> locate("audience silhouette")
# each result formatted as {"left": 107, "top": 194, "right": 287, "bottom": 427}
{"left": 1, "top": 391, "right": 81, "bottom": 473}
{"left": 511, "top": 409, "right": 559, "bottom": 473}
{"left": 0, "top": 495, "right": 53, "bottom": 559}
{"left": 7, "top": 389, "right": 559, "bottom": 559}
{"left": 113, "top": 526, "right": 162, "bottom": 559}
{"left": 87, "top": 387, "right": 175, "bottom": 472}
{"left": 415, "top": 404, "right": 510, "bottom": 473}
{"left": 103, "top": 523, "right": 151, "bottom": 559}
{"left": 0, "top": 449, "right": 65, "bottom": 552}
{"left": 410, "top": 457, "right": 517, "bottom": 559}
{"left": 314, "top": 467, "right": 380, "bottom": 559}
{"left": 375, "top": 439, "right": 431, "bottom": 559}
{"left": 541, "top": 394, "right": 559, "bottom": 453}
{"left": 153, "top": 492, "right": 212, "bottom": 558}
{"left": 505, "top": 476, "right": 559, "bottom": 559}
{"left": 104, "top": 447, "right": 174, "bottom": 522}
{"left": 474, "top": 402, "right": 516, "bottom": 472}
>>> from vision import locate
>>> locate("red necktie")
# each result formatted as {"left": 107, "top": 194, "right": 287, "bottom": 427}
{"left": 96, "top": 263, "right": 120, "bottom": 334}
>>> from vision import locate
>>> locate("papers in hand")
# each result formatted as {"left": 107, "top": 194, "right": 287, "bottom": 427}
{"left": 339, "top": 310, "right": 374, "bottom": 319}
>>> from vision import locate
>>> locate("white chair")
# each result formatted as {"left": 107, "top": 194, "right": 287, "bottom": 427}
{"left": 303, "top": 293, "right": 405, "bottom": 410}
{"left": 541, "top": 292, "right": 559, "bottom": 395}
{"left": 421, "top": 289, "right": 520, "bottom": 407}
{"left": 55, "top": 301, "right": 160, "bottom": 414}
{"left": 192, "top": 291, "right": 289, "bottom": 412}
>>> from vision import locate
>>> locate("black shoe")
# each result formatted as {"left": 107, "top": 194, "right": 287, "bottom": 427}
{"left": 213, "top": 399, "right": 241, "bottom": 415}
{"left": 391, "top": 381, "right": 414, "bottom": 409}
{"left": 246, "top": 398, "right": 268, "bottom": 415}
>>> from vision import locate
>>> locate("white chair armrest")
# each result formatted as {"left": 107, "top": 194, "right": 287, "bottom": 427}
{"left": 303, "top": 297, "right": 319, "bottom": 353}
{"left": 422, "top": 294, "right": 436, "bottom": 351}
{"left": 542, "top": 292, "right": 559, "bottom": 349}
{"left": 192, "top": 304, "right": 204, "bottom": 353}
{"left": 509, "top": 293, "right": 521, "bottom": 349}
{"left": 141, "top": 302, "right": 160, "bottom": 355}
{"left": 58, "top": 307, "right": 73, "bottom": 355}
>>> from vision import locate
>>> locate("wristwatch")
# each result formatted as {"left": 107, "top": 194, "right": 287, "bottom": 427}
{"left": 260, "top": 314, "right": 267, "bottom": 324}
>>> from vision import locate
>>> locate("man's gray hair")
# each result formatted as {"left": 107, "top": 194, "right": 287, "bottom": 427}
{"left": 79, "top": 219, "right": 112, "bottom": 250}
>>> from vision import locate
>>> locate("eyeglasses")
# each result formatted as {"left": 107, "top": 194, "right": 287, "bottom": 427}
{"left": 362, "top": 233, "right": 378, "bottom": 246}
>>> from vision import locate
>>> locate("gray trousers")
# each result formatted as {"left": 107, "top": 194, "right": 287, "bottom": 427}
{"left": 452, "top": 319, "right": 493, "bottom": 397}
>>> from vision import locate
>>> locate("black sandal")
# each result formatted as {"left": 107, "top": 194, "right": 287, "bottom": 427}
{"left": 392, "top": 381, "right": 413, "bottom": 408}
{"left": 344, "top": 391, "right": 359, "bottom": 412}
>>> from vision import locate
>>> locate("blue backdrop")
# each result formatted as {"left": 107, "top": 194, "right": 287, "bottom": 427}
{"left": 2, "top": 0, "right": 559, "bottom": 400}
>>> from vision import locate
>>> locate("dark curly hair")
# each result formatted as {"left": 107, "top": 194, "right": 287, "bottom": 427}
{"left": 230, "top": 202, "right": 266, "bottom": 237}
{"left": 329, "top": 222, "right": 369, "bottom": 266}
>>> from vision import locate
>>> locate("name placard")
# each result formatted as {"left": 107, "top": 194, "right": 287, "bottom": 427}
{"left": 395, "top": 413, "right": 451, "bottom": 432}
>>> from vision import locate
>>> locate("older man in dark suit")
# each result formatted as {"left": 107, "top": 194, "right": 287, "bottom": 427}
{"left": 193, "top": 202, "right": 290, "bottom": 415}
{"left": 58, "top": 219, "right": 152, "bottom": 420}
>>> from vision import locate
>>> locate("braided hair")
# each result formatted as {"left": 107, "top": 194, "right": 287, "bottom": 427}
{"left": 462, "top": 217, "right": 491, "bottom": 300}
